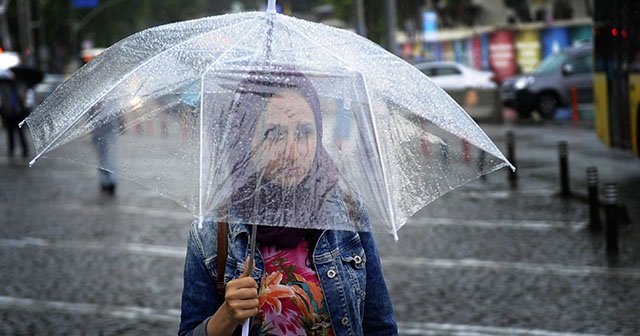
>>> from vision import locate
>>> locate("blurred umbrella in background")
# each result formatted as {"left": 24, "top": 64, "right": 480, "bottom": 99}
{"left": 9, "top": 65, "right": 44, "bottom": 88}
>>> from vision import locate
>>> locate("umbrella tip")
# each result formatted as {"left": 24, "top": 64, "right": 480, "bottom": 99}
{"left": 266, "top": 0, "right": 276, "bottom": 13}
{"left": 28, "top": 152, "right": 43, "bottom": 167}
{"left": 18, "top": 120, "right": 25, "bottom": 128}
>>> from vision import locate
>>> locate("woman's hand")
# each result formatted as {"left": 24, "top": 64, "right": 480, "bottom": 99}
{"left": 223, "top": 257, "right": 259, "bottom": 325}
{"left": 207, "top": 257, "right": 259, "bottom": 336}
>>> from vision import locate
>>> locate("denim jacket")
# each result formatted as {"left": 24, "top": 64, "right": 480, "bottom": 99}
{"left": 178, "top": 202, "right": 398, "bottom": 336}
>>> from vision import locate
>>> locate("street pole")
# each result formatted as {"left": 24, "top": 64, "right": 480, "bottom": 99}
{"left": 384, "top": 0, "right": 397, "bottom": 54}
{"left": 67, "top": 0, "right": 128, "bottom": 73}
{"left": 17, "top": 0, "right": 34, "bottom": 62}
{"left": 68, "top": 0, "right": 79, "bottom": 72}
{"left": 36, "top": 0, "right": 48, "bottom": 71}
{"left": 355, "top": 0, "right": 366, "bottom": 37}
{"left": 0, "top": 0, "right": 12, "bottom": 50}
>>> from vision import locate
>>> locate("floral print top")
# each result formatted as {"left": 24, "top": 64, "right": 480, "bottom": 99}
{"left": 250, "top": 240, "right": 335, "bottom": 336}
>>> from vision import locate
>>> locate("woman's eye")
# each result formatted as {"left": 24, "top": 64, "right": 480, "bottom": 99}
{"left": 265, "top": 128, "right": 285, "bottom": 142}
{"left": 296, "top": 126, "right": 312, "bottom": 140}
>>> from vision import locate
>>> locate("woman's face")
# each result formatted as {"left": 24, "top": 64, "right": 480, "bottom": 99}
{"left": 251, "top": 90, "right": 318, "bottom": 187}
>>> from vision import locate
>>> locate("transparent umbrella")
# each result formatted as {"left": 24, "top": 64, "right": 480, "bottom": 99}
{"left": 21, "top": 1, "right": 513, "bottom": 240}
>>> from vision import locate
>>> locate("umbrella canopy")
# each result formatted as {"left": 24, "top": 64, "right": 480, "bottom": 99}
{"left": 9, "top": 65, "right": 44, "bottom": 87}
{"left": 21, "top": 7, "right": 513, "bottom": 238}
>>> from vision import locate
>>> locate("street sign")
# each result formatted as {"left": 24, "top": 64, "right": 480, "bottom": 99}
{"left": 74, "top": 0, "right": 99, "bottom": 8}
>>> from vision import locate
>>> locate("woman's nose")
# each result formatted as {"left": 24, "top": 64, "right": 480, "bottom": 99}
{"left": 285, "top": 138, "right": 297, "bottom": 160}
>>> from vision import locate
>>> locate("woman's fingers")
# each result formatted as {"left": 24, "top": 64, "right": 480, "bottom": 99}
{"left": 226, "top": 298, "right": 260, "bottom": 310}
{"left": 226, "top": 287, "right": 258, "bottom": 300}
{"left": 228, "top": 307, "right": 259, "bottom": 322}
{"left": 223, "top": 257, "right": 260, "bottom": 324}
{"left": 226, "top": 277, "right": 257, "bottom": 291}
{"left": 224, "top": 295, "right": 259, "bottom": 324}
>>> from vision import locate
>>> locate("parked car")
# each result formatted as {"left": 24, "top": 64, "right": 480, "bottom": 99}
{"left": 34, "top": 73, "right": 65, "bottom": 106}
{"left": 414, "top": 61, "right": 497, "bottom": 90}
{"left": 0, "top": 51, "right": 21, "bottom": 69}
{"left": 501, "top": 43, "right": 593, "bottom": 119}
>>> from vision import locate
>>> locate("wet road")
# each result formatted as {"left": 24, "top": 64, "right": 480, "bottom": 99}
{"left": 1, "top": 122, "right": 639, "bottom": 335}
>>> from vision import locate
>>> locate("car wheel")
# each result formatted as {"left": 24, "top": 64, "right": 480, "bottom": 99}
{"left": 537, "top": 92, "right": 558, "bottom": 119}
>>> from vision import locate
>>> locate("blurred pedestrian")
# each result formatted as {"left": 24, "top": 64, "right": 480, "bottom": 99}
{"left": 0, "top": 74, "right": 29, "bottom": 158}
{"left": 92, "top": 118, "right": 118, "bottom": 195}
{"left": 90, "top": 100, "right": 119, "bottom": 195}
{"left": 178, "top": 69, "right": 397, "bottom": 336}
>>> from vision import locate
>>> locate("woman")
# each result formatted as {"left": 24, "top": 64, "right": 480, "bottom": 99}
{"left": 179, "top": 67, "right": 397, "bottom": 336}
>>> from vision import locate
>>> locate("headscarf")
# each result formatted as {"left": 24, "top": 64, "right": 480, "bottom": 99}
{"left": 224, "top": 65, "right": 340, "bottom": 248}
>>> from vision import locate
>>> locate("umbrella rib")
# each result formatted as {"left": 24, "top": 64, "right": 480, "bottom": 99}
{"left": 286, "top": 22, "right": 401, "bottom": 237}
{"left": 283, "top": 23, "right": 352, "bottom": 69}
{"left": 198, "top": 22, "right": 266, "bottom": 223}
{"left": 358, "top": 76, "right": 399, "bottom": 240}
{"left": 29, "top": 16, "right": 261, "bottom": 165}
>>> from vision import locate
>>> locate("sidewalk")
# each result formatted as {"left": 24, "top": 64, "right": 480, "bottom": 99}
{"left": 479, "top": 121, "right": 640, "bottom": 263}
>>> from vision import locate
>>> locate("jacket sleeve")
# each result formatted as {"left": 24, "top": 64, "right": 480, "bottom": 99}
{"left": 360, "top": 230, "right": 399, "bottom": 335}
{"left": 178, "top": 224, "right": 221, "bottom": 336}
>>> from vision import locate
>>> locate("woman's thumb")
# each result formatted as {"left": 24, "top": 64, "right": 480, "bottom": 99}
{"left": 241, "top": 256, "right": 253, "bottom": 278}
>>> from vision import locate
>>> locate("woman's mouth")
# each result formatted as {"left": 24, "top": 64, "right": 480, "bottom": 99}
{"left": 283, "top": 167, "right": 301, "bottom": 176}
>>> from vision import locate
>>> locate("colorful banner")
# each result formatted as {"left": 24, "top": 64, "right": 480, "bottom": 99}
{"left": 443, "top": 41, "right": 455, "bottom": 61}
{"left": 481, "top": 33, "right": 490, "bottom": 70}
{"left": 471, "top": 35, "right": 482, "bottom": 69}
{"left": 454, "top": 39, "right": 466, "bottom": 64}
{"left": 542, "top": 27, "right": 570, "bottom": 57}
{"left": 515, "top": 29, "right": 541, "bottom": 73}
{"left": 488, "top": 30, "right": 516, "bottom": 82}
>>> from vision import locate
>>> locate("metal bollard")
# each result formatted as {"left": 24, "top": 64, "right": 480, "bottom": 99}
{"left": 604, "top": 183, "right": 619, "bottom": 255}
{"left": 440, "top": 143, "right": 450, "bottom": 173}
{"left": 558, "top": 141, "right": 570, "bottom": 197}
{"left": 478, "top": 150, "right": 486, "bottom": 180}
{"left": 462, "top": 139, "right": 471, "bottom": 164}
{"left": 506, "top": 131, "right": 517, "bottom": 188}
{"left": 586, "top": 167, "right": 601, "bottom": 231}
{"left": 571, "top": 86, "right": 580, "bottom": 122}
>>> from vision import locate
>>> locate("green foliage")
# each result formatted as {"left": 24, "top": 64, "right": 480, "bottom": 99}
{"left": 38, "top": 0, "right": 211, "bottom": 50}
{"left": 311, "top": 0, "right": 386, "bottom": 45}
{"left": 27, "top": 0, "right": 420, "bottom": 69}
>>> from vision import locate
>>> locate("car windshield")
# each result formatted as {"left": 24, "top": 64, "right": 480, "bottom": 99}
{"left": 533, "top": 52, "right": 567, "bottom": 74}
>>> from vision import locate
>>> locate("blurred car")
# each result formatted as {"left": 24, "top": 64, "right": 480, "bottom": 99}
{"left": 0, "top": 51, "right": 21, "bottom": 69}
{"left": 34, "top": 73, "right": 65, "bottom": 106}
{"left": 414, "top": 61, "right": 497, "bottom": 90}
{"left": 501, "top": 43, "right": 593, "bottom": 119}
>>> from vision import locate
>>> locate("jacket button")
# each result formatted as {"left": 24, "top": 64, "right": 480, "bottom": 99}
{"left": 341, "top": 316, "right": 349, "bottom": 326}
{"left": 327, "top": 269, "right": 337, "bottom": 278}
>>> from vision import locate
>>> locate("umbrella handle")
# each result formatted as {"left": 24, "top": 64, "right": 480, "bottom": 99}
{"left": 241, "top": 319, "right": 250, "bottom": 336}
{"left": 241, "top": 224, "right": 257, "bottom": 336}
{"left": 266, "top": 0, "right": 276, "bottom": 13}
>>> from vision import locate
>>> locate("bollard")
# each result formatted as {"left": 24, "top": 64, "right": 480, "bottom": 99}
{"left": 586, "top": 167, "right": 601, "bottom": 231}
{"left": 478, "top": 150, "right": 486, "bottom": 180}
{"left": 462, "top": 139, "right": 471, "bottom": 164}
{"left": 420, "top": 137, "right": 430, "bottom": 157}
{"left": 571, "top": 86, "right": 580, "bottom": 122}
{"left": 558, "top": 141, "right": 570, "bottom": 197}
{"left": 604, "top": 183, "right": 619, "bottom": 255}
{"left": 440, "top": 143, "right": 450, "bottom": 173}
{"left": 506, "top": 131, "right": 517, "bottom": 188}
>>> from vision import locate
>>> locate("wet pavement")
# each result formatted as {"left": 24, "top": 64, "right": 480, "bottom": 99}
{"left": 1, "top": 121, "right": 639, "bottom": 335}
